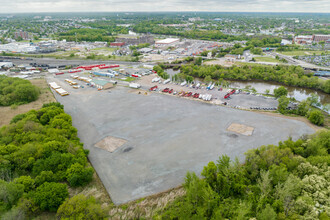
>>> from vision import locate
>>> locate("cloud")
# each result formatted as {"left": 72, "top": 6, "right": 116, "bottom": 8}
{"left": 0, "top": 0, "right": 329, "bottom": 13}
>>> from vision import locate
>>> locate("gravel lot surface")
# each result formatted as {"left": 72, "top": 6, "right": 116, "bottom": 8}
{"left": 48, "top": 75, "right": 315, "bottom": 204}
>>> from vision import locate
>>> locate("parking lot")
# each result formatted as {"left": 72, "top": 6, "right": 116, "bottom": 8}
{"left": 137, "top": 74, "right": 279, "bottom": 109}
{"left": 48, "top": 74, "right": 315, "bottom": 205}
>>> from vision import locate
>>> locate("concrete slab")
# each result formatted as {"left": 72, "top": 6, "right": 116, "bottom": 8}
{"left": 51, "top": 82, "right": 315, "bottom": 204}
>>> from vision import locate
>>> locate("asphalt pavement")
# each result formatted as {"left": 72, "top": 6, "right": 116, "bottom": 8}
{"left": 48, "top": 76, "right": 315, "bottom": 204}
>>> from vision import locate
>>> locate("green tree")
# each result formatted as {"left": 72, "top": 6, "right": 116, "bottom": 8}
{"left": 296, "top": 100, "right": 310, "bottom": 116}
{"left": 308, "top": 110, "right": 324, "bottom": 126}
{"left": 277, "top": 96, "right": 290, "bottom": 113}
{"left": 274, "top": 86, "right": 288, "bottom": 98}
{"left": 33, "top": 182, "right": 68, "bottom": 211}
{"left": 257, "top": 204, "right": 277, "bottom": 220}
{"left": 56, "top": 194, "right": 108, "bottom": 220}
{"left": 204, "top": 75, "right": 212, "bottom": 83}
{"left": 13, "top": 176, "right": 35, "bottom": 192}
{"left": 66, "top": 163, "right": 94, "bottom": 187}
{"left": 0, "top": 180, "right": 24, "bottom": 211}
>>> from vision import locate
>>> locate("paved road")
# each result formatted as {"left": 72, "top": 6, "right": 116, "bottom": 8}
{"left": 48, "top": 75, "right": 315, "bottom": 205}
{"left": 6, "top": 57, "right": 144, "bottom": 67}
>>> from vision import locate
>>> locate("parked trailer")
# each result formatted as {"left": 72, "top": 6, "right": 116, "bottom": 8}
{"left": 152, "top": 77, "right": 161, "bottom": 83}
{"left": 209, "top": 83, "right": 215, "bottom": 90}
{"left": 163, "top": 79, "right": 171, "bottom": 84}
{"left": 55, "top": 88, "right": 69, "bottom": 96}
{"left": 129, "top": 83, "right": 141, "bottom": 89}
{"left": 49, "top": 82, "right": 61, "bottom": 90}
{"left": 196, "top": 83, "right": 200, "bottom": 89}
{"left": 180, "top": 81, "right": 187, "bottom": 86}
{"left": 69, "top": 69, "right": 82, "bottom": 73}
{"left": 109, "top": 80, "right": 117, "bottom": 85}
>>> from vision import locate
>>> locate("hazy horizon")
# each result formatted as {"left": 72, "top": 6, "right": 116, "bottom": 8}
{"left": 0, "top": 0, "right": 329, "bottom": 13}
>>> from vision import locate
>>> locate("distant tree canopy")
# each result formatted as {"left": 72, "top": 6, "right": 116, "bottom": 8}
{"left": 159, "top": 130, "right": 330, "bottom": 219}
{"left": 0, "top": 76, "right": 40, "bottom": 106}
{"left": 58, "top": 28, "right": 115, "bottom": 42}
{"left": 0, "top": 103, "right": 94, "bottom": 218}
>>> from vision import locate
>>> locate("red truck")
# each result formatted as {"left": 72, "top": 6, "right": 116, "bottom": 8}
{"left": 169, "top": 89, "right": 173, "bottom": 94}
{"left": 186, "top": 92, "right": 192, "bottom": 97}
{"left": 193, "top": 93, "right": 199, "bottom": 98}
{"left": 149, "top": 85, "right": 158, "bottom": 91}
{"left": 224, "top": 93, "right": 230, "bottom": 99}
{"left": 162, "top": 88, "right": 170, "bottom": 93}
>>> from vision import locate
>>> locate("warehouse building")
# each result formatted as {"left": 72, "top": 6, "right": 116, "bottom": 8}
{"left": 91, "top": 79, "right": 114, "bottom": 90}
{"left": 155, "top": 38, "right": 180, "bottom": 47}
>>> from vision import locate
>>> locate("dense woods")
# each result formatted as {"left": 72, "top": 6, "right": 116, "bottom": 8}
{"left": 0, "top": 103, "right": 100, "bottom": 219}
{"left": 158, "top": 130, "right": 330, "bottom": 219}
{"left": 178, "top": 64, "right": 330, "bottom": 94}
{"left": 58, "top": 28, "right": 116, "bottom": 42}
{"left": 0, "top": 76, "right": 40, "bottom": 106}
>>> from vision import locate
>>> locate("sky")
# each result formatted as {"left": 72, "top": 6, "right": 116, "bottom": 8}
{"left": 0, "top": 0, "right": 329, "bottom": 13}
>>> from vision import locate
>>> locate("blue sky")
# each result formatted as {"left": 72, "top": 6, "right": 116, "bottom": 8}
{"left": 0, "top": 0, "right": 329, "bottom": 13}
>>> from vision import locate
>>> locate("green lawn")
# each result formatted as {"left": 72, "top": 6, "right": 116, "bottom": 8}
{"left": 91, "top": 47, "right": 116, "bottom": 52}
{"left": 254, "top": 56, "right": 281, "bottom": 63}
{"left": 278, "top": 50, "right": 326, "bottom": 56}
{"left": 119, "top": 77, "right": 136, "bottom": 82}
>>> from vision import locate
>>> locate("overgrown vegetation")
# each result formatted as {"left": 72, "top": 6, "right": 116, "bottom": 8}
{"left": 0, "top": 76, "right": 40, "bottom": 106}
{"left": 0, "top": 103, "right": 105, "bottom": 219}
{"left": 179, "top": 64, "right": 330, "bottom": 94}
{"left": 158, "top": 130, "right": 330, "bottom": 219}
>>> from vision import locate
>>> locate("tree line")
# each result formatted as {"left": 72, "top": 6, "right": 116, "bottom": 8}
{"left": 158, "top": 130, "right": 330, "bottom": 219}
{"left": 0, "top": 103, "right": 107, "bottom": 219}
{"left": 0, "top": 76, "right": 40, "bottom": 106}
{"left": 58, "top": 28, "right": 115, "bottom": 42}
{"left": 179, "top": 64, "right": 330, "bottom": 94}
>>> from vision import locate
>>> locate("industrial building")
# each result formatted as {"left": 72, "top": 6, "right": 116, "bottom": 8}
{"left": 116, "top": 35, "right": 154, "bottom": 45}
{"left": 90, "top": 79, "right": 114, "bottom": 90}
{"left": 110, "top": 42, "right": 125, "bottom": 47}
{"left": 155, "top": 38, "right": 180, "bottom": 47}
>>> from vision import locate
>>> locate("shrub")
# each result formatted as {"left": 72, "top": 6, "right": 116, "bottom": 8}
{"left": 274, "top": 86, "right": 288, "bottom": 98}
{"left": 308, "top": 110, "right": 324, "bottom": 126}
{"left": 32, "top": 182, "right": 68, "bottom": 211}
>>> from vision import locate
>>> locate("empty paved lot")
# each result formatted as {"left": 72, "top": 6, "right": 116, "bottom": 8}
{"left": 52, "top": 83, "right": 315, "bottom": 204}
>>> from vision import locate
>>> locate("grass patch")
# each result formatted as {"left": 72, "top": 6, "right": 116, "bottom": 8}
{"left": 254, "top": 56, "right": 281, "bottom": 63}
{"left": 119, "top": 77, "right": 136, "bottom": 82}
{"left": 278, "top": 50, "right": 325, "bottom": 56}
{"left": 91, "top": 47, "right": 116, "bottom": 52}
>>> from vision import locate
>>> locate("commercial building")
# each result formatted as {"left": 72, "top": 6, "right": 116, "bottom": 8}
{"left": 312, "top": 35, "right": 330, "bottom": 43}
{"left": 110, "top": 42, "right": 125, "bottom": 47}
{"left": 294, "top": 35, "right": 313, "bottom": 44}
{"left": 116, "top": 35, "right": 154, "bottom": 45}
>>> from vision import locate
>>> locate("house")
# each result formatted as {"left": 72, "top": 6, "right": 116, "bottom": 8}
{"left": 225, "top": 54, "right": 240, "bottom": 62}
